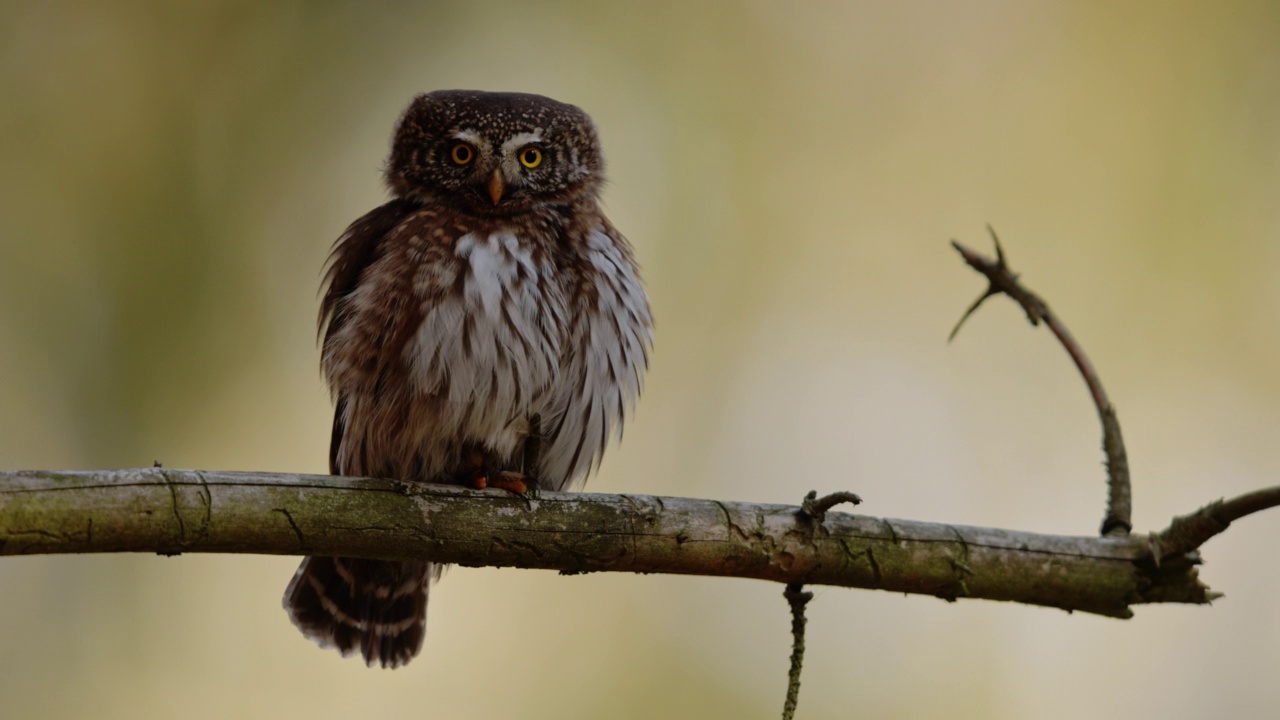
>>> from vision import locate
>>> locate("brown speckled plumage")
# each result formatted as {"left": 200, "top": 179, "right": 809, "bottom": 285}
{"left": 283, "top": 90, "right": 652, "bottom": 668}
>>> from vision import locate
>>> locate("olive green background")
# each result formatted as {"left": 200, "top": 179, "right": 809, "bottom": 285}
{"left": 2, "top": 2, "right": 1278, "bottom": 718}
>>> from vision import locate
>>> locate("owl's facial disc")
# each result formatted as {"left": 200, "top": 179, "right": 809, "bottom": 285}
{"left": 387, "top": 90, "right": 604, "bottom": 213}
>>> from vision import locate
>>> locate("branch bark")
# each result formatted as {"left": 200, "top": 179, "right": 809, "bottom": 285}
{"left": 0, "top": 468, "right": 1247, "bottom": 619}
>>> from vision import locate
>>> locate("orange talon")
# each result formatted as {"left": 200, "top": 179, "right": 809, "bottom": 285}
{"left": 472, "top": 475, "right": 488, "bottom": 490}
{"left": 488, "top": 471, "right": 529, "bottom": 494}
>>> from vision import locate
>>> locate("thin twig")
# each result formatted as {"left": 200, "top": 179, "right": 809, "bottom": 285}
{"left": 950, "top": 227, "right": 1132, "bottom": 536}
{"left": 800, "top": 490, "right": 863, "bottom": 522}
{"left": 781, "top": 490, "right": 861, "bottom": 716}
{"left": 1152, "top": 486, "right": 1280, "bottom": 559}
{"left": 782, "top": 583, "right": 814, "bottom": 720}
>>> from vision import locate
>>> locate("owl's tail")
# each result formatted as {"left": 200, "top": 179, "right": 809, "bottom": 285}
{"left": 283, "top": 556, "right": 431, "bottom": 668}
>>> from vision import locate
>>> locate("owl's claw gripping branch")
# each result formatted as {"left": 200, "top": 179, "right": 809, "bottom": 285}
{"left": 949, "top": 226, "right": 1133, "bottom": 537}
{"left": 485, "top": 471, "right": 533, "bottom": 495}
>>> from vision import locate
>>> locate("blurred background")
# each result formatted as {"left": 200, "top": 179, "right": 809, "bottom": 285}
{"left": 2, "top": 1, "right": 1279, "bottom": 718}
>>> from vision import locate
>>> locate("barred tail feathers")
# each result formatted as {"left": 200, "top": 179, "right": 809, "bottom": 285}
{"left": 284, "top": 557, "right": 430, "bottom": 669}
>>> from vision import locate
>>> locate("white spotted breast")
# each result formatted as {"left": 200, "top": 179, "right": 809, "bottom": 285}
{"left": 405, "top": 230, "right": 569, "bottom": 461}
{"left": 537, "top": 224, "right": 653, "bottom": 489}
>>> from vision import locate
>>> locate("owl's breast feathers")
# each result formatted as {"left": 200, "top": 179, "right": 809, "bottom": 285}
{"left": 320, "top": 199, "right": 652, "bottom": 488}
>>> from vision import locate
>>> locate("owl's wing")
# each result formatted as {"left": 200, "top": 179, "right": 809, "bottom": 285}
{"left": 291, "top": 199, "right": 433, "bottom": 670}
{"left": 538, "top": 222, "right": 653, "bottom": 489}
{"left": 320, "top": 198, "right": 422, "bottom": 474}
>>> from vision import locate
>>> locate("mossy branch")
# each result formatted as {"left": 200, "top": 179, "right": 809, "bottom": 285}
{"left": 3, "top": 468, "right": 1270, "bottom": 618}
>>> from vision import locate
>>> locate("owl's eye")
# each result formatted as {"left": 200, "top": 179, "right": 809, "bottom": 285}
{"left": 518, "top": 146, "right": 543, "bottom": 169}
{"left": 450, "top": 143, "right": 474, "bottom": 165}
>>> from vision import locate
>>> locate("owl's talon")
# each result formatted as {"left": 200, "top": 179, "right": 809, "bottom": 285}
{"left": 489, "top": 471, "right": 531, "bottom": 495}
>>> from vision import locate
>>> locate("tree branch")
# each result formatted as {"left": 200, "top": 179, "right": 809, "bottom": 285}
{"left": 950, "top": 228, "right": 1133, "bottom": 536}
{"left": 5, "top": 468, "right": 1273, "bottom": 618}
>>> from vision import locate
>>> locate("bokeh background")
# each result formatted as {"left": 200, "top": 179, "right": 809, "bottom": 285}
{"left": 3, "top": 1, "right": 1279, "bottom": 718}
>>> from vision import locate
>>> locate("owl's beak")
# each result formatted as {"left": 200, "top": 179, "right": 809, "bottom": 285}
{"left": 487, "top": 167, "right": 505, "bottom": 205}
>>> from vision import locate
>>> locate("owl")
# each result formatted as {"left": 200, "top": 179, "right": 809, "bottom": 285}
{"left": 282, "top": 90, "right": 653, "bottom": 668}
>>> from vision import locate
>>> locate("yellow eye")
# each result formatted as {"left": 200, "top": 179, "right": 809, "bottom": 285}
{"left": 518, "top": 146, "right": 543, "bottom": 169}
{"left": 450, "top": 143, "right": 474, "bottom": 165}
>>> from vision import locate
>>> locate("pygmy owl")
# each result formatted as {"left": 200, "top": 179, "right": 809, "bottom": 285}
{"left": 282, "top": 90, "right": 653, "bottom": 668}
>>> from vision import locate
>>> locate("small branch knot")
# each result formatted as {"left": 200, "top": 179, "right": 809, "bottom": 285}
{"left": 800, "top": 490, "right": 863, "bottom": 524}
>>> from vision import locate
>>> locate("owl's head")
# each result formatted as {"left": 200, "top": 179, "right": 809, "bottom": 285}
{"left": 386, "top": 90, "right": 604, "bottom": 215}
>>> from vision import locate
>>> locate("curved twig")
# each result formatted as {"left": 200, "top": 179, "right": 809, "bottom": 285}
{"left": 1153, "top": 486, "right": 1280, "bottom": 559}
{"left": 950, "top": 227, "right": 1132, "bottom": 536}
{"left": 800, "top": 490, "right": 862, "bottom": 522}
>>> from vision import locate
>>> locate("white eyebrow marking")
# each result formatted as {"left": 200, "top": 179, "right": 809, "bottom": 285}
{"left": 452, "top": 129, "right": 483, "bottom": 144}
{"left": 502, "top": 132, "right": 543, "bottom": 154}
